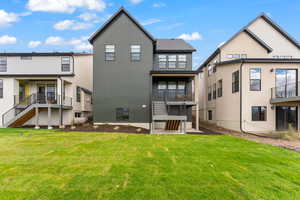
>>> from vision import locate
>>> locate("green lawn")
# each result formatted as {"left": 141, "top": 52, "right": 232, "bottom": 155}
{"left": 0, "top": 129, "right": 300, "bottom": 200}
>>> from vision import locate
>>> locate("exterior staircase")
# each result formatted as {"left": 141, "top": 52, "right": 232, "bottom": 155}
{"left": 2, "top": 94, "right": 37, "bottom": 128}
{"left": 152, "top": 101, "right": 168, "bottom": 116}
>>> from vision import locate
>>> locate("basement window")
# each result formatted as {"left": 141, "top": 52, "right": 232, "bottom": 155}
{"left": 116, "top": 108, "right": 129, "bottom": 121}
{"left": 75, "top": 112, "right": 82, "bottom": 118}
{"left": 208, "top": 110, "right": 212, "bottom": 120}
{"left": 252, "top": 106, "right": 267, "bottom": 121}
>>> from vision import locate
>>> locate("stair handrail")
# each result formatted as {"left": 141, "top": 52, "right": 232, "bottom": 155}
{"left": 2, "top": 93, "right": 37, "bottom": 127}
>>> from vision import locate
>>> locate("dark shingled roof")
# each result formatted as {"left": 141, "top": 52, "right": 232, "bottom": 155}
{"left": 156, "top": 39, "right": 196, "bottom": 53}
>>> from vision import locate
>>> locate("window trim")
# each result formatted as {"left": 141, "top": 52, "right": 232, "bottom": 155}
{"left": 213, "top": 83, "right": 216, "bottom": 99}
{"left": 250, "top": 68, "right": 261, "bottom": 91}
{"left": 158, "top": 55, "right": 167, "bottom": 69}
{"left": 105, "top": 44, "right": 116, "bottom": 61}
{"left": 232, "top": 70, "right": 239, "bottom": 93}
{"left": 178, "top": 55, "right": 187, "bottom": 69}
{"left": 76, "top": 87, "right": 81, "bottom": 103}
{"left": 208, "top": 110, "right": 212, "bottom": 120}
{"left": 167, "top": 55, "right": 177, "bottom": 69}
{"left": 0, "top": 57, "right": 7, "bottom": 72}
{"left": 251, "top": 106, "right": 267, "bottom": 121}
{"left": 61, "top": 56, "right": 71, "bottom": 72}
{"left": 116, "top": 108, "right": 130, "bottom": 121}
{"left": 0, "top": 79, "right": 3, "bottom": 98}
{"left": 130, "top": 44, "right": 141, "bottom": 62}
{"left": 217, "top": 79, "right": 223, "bottom": 98}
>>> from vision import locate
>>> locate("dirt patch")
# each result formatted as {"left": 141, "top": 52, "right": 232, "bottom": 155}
{"left": 64, "top": 124, "right": 149, "bottom": 134}
{"left": 200, "top": 122, "right": 300, "bottom": 153}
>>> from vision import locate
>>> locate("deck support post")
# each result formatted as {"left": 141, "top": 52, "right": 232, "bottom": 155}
{"left": 183, "top": 120, "right": 186, "bottom": 134}
{"left": 35, "top": 106, "right": 40, "bottom": 129}
{"left": 48, "top": 106, "right": 52, "bottom": 129}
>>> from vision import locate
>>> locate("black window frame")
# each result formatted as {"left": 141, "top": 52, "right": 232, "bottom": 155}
{"left": 0, "top": 57, "right": 7, "bottom": 72}
{"left": 0, "top": 79, "right": 3, "bottom": 98}
{"left": 116, "top": 108, "right": 129, "bottom": 121}
{"left": 232, "top": 70, "right": 239, "bottom": 93}
{"left": 105, "top": 44, "right": 116, "bottom": 61}
{"left": 178, "top": 55, "right": 187, "bottom": 69}
{"left": 167, "top": 55, "right": 177, "bottom": 69}
{"left": 61, "top": 56, "right": 71, "bottom": 72}
{"left": 250, "top": 68, "right": 261, "bottom": 91}
{"left": 213, "top": 83, "right": 216, "bottom": 99}
{"left": 130, "top": 44, "right": 141, "bottom": 61}
{"left": 75, "top": 112, "right": 82, "bottom": 118}
{"left": 76, "top": 87, "right": 81, "bottom": 103}
{"left": 208, "top": 86, "right": 212, "bottom": 101}
{"left": 217, "top": 79, "right": 223, "bottom": 97}
{"left": 208, "top": 110, "right": 212, "bottom": 120}
{"left": 252, "top": 106, "right": 267, "bottom": 121}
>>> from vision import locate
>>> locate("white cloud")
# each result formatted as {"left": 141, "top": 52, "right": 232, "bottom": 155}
{"left": 78, "top": 13, "right": 98, "bottom": 21}
{"left": 0, "top": 35, "right": 17, "bottom": 45}
{"left": 178, "top": 32, "right": 202, "bottom": 41}
{"left": 44, "top": 35, "right": 92, "bottom": 51}
{"left": 129, "top": 0, "right": 143, "bottom": 4}
{"left": 153, "top": 2, "right": 166, "bottom": 8}
{"left": 28, "top": 40, "right": 41, "bottom": 48}
{"left": 45, "top": 36, "right": 64, "bottom": 45}
{"left": 74, "top": 42, "right": 92, "bottom": 51}
{"left": 141, "top": 18, "right": 162, "bottom": 26}
{"left": 0, "top": 10, "right": 19, "bottom": 27}
{"left": 54, "top": 20, "right": 92, "bottom": 30}
{"left": 27, "top": 0, "right": 106, "bottom": 13}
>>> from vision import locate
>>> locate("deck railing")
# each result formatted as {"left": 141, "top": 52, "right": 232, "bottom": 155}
{"left": 271, "top": 82, "right": 299, "bottom": 99}
{"left": 153, "top": 90, "right": 194, "bottom": 102}
{"left": 3, "top": 93, "right": 72, "bottom": 126}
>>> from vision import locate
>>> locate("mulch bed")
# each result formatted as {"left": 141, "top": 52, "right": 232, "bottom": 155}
{"left": 64, "top": 124, "right": 149, "bottom": 134}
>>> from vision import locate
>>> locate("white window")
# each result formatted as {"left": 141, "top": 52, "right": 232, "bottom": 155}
{"left": 168, "top": 55, "right": 177, "bottom": 68}
{"left": 208, "top": 64, "right": 213, "bottom": 76}
{"left": 158, "top": 55, "right": 167, "bottom": 69}
{"left": 0, "top": 79, "right": 2, "bottom": 98}
{"left": 168, "top": 82, "right": 177, "bottom": 90}
{"left": 178, "top": 55, "right": 187, "bottom": 69}
{"left": 0, "top": 57, "right": 7, "bottom": 72}
{"left": 105, "top": 45, "right": 115, "bottom": 61}
{"left": 227, "top": 54, "right": 233, "bottom": 59}
{"left": 158, "top": 81, "right": 167, "bottom": 90}
{"left": 178, "top": 81, "right": 186, "bottom": 90}
{"left": 61, "top": 56, "right": 70, "bottom": 72}
{"left": 130, "top": 45, "right": 141, "bottom": 61}
{"left": 241, "top": 54, "right": 247, "bottom": 59}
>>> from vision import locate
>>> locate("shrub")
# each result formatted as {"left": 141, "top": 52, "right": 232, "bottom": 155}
{"left": 270, "top": 124, "right": 300, "bottom": 140}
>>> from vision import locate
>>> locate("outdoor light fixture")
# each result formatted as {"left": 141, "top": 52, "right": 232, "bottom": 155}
{"left": 270, "top": 68, "right": 274, "bottom": 72}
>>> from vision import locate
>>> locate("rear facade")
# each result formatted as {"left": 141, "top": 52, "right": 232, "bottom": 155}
{"left": 90, "top": 8, "right": 199, "bottom": 133}
{"left": 198, "top": 14, "right": 300, "bottom": 134}
{"left": 0, "top": 53, "right": 93, "bottom": 128}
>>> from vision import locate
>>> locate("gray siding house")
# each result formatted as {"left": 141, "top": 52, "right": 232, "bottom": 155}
{"left": 89, "top": 8, "right": 199, "bottom": 133}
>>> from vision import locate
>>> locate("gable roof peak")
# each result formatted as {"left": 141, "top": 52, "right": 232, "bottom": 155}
{"left": 88, "top": 7, "right": 156, "bottom": 44}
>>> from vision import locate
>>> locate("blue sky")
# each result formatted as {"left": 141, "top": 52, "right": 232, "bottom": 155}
{"left": 0, "top": 0, "right": 300, "bottom": 69}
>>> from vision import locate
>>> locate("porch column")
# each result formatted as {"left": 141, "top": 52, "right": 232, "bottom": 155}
{"left": 48, "top": 106, "right": 52, "bottom": 129}
{"left": 194, "top": 74, "right": 200, "bottom": 130}
{"left": 57, "top": 78, "right": 63, "bottom": 127}
{"left": 35, "top": 106, "right": 40, "bottom": 129}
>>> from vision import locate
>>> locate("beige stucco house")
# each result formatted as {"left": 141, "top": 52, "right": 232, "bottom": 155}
{"left": 0, "top": 52, "right": 93, "bottom": 128}
{"left": 198, "top": 13, "right": 300, "bottom": 134}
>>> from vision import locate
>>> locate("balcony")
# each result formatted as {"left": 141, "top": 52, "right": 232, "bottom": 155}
{"left": 152, "top": 90, "right": 196, "bottom": 105}
{"left": 270, "top": 82, "right": 300, "bottom": 104}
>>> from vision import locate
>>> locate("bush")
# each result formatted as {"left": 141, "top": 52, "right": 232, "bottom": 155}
{"left": 270, "top": 124, "right": 300, "bottom": 140}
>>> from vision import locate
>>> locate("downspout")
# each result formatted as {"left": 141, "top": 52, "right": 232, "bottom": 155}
{"left": 239, "top": 60, "right": 245, "bottom": 133}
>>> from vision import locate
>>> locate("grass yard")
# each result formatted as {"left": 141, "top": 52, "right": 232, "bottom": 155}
{"left": 0, "top": 129, "right": 300, "bottom": 200}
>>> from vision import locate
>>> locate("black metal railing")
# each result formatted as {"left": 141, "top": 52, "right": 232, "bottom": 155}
{"left": 153, "top": 90, "right": 194, "bottom": 102}
{"left": 271, "top": 82, "right": 299, "bottom": 99}
{"left": 3, "top": 93, "right": 72, "bottom": 126}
